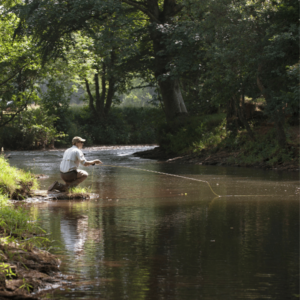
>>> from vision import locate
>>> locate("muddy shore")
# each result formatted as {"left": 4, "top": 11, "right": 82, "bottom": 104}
{"left": 133, "top": 147, "right": 299, "bottom": 172}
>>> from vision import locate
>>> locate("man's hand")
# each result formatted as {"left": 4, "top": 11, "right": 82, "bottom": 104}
{"left": 93, "top": 159, "right": 102, "bottom": 165}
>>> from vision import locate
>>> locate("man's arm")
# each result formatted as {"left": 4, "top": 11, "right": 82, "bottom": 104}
{"left": 83, "top": 159, "right": 102, "bottom": 167}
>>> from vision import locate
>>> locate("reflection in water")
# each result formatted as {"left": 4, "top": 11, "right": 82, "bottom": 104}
{"left": 8, "top": 147, "right": 299, "bottom": 300}
{"left": 60, "top": 217, "right": 88, "bottom": 254}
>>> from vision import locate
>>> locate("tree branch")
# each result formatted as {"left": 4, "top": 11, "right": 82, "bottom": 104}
{"left": 0, "top": 91, "right": 31, "bottom": 128}
{"left": 85, "top": 79, "right": 97, "bottom": 116}
{"left": 0, "top": 65, "right": 27, "bottom": 87}
{"left": 94, "top": 73, "right": 102, "bottom": 113}
{"left": 122, "top": 0, "right": 160, "bottom": 22}
{"left": 129, "top": 84, "right": 155, "bottom": 90}
{"left": 100, "top": 63, "right": 106, "bottom": 109}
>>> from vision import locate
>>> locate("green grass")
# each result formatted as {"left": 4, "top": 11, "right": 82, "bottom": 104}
{"left": 233, "top": 129, "right": 296, "bottom": 166}
{"left": 0, "top": 194, "right": 45, "bottom": 239}
{"left": 0, "top": 156, "right": 39, "bottom": 198}
{"left": 68, "top": 186, "right": 91, "bottom": 195}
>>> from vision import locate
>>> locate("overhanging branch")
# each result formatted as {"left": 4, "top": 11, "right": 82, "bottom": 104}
{"left": 122, "top": 0, "right": 160, "bottom": 22}
{"left": 129, "top": 84, "right": 155, "bottom": 90}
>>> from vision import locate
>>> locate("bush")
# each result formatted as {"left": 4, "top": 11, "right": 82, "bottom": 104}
{"left": 0, "top": 108, "right": 66, "bottom": 150}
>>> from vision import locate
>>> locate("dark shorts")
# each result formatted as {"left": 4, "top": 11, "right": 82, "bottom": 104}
{"left": 60, "top": 170, "right": 77, "bottom": 183}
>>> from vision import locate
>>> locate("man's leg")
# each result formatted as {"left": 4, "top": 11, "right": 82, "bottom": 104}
{"left": 66, "top": 170, "right": 88, "bottom": 188}
{"left": 60, "top": 171, "right": 77, "bottom": 191}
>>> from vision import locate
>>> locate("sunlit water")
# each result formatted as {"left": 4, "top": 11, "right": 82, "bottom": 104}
{"left": 8, "top": 146, "right": 299, "bottom": 300}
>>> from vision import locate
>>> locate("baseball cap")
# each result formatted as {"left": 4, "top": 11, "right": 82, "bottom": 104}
{"left": 72, "top": 136, "right": 86, "bottom": 145}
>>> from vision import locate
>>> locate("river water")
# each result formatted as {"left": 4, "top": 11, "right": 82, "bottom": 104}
{"left": 8, "top": 146, "right": 299, "bottom": 300}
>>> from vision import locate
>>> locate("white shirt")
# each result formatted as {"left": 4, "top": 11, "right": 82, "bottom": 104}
{"left": 60, "top": 145, "right": 87, "bottom": 173}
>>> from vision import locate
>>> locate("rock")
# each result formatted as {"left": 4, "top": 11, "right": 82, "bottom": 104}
{"left": 5, "top": 279, "right": 23, "bottom": 291}
{"left": 27, "top": 190, "right": 99, "bottom": 201}
{"left": 34, "top": 174, "right": 49, "bottom": 180}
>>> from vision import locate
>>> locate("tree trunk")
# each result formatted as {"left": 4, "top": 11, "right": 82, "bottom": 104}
{"left": 104, "top": 78, "right": 115, "bottom": 116}
{"left": 122, "top": 0, "right": 187, "bottom": 122}
{"left": 236, "top": 94, "right": 255, "bottom": 140}
{"left": 257, "top": 73, "right": 286, "bottom": 147}
{"left": 226, "top": 97, "right": 238, "bottom": 136}
{"left": 94, "top": 73, "right": 104, "bottom": 117}
{"left": 158, "top": 78, "right": 187, "bottom": 121}
{"left": 84, "top": 79, "right": 97, "bottom": 116}
{"left": 275, "top": 109, "right": 287, "bottom": 148}
{"left": 152, "top": 32, "right": 187, "bottom": 122}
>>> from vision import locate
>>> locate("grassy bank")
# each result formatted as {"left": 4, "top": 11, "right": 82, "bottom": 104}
{"left": 0, "top": 156, "right": 39, "bottom": 199}
{"left": 154, "top": 113, "right": 299, "bottom": 171}
{"left": 0, "top": 155, "right": 43, "bottom": 247}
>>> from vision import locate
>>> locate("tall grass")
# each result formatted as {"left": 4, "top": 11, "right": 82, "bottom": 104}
{"left": 0, "top": 203, "right": 42, "bottom": 237}
{"left": 0, "top": 156, "right": 39, "bottom": 198}
{"left": 0, "top": 160, "right": 50, "bottom": 253}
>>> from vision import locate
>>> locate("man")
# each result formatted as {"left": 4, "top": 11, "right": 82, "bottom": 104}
{"left": 48, "top": 136, "right": 102, "bottom": 192}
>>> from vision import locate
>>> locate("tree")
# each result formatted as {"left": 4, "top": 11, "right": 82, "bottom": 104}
{"left": 12, "top": 0, "right": 191, "bottom": 122}
{"left": 183, "top": 0, "right": 299, "bottom": 146}
{"left": 0, "top": 8, "right": 41, "bottom": 127}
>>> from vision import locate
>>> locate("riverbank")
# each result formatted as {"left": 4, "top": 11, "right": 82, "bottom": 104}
{"left": 134, "top": 147, "right": 299, "bottom": 172}
{"left": 134, "top": 125, "right": 299, "bottom": 172}
{"left": 0, "top": 194, "right": 62, "bottom": 299}
{"left": 128, "top": 113, "right": 299, "bottom": 172}
{"left": 0, "top": 240, "right": 61, "bottom": 299}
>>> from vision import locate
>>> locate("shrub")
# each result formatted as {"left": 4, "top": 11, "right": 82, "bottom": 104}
{"left": 0, "top": 108, "right": 66, "bottom": 150}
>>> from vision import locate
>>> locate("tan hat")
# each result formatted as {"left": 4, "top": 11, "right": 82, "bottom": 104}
{"left": 72, "top": 136, "right": 86, "bottom": 145}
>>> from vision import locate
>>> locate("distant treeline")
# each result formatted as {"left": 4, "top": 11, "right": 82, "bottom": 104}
{"left": 0, "top": 106, "right": 162, "bottom": 150}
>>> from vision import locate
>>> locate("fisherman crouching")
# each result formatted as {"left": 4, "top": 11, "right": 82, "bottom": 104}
{"left": 48, "top": 136, "right": 102, "bottom": 192}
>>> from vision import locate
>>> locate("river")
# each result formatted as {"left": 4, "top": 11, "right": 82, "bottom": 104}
{"left": 8, "top": 146, "right": 299, "bottom": 300}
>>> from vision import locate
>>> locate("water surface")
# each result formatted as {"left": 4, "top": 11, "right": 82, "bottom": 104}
{"left": 9, "top": 146, "right": 299, "bottom": 300}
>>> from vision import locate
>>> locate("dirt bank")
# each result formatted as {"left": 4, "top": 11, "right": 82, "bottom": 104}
{"left": 0, "top": 241, "right": 61, "bottom": 299}
{"left": 134, "top": 147, "right": 299, "bottom": 172}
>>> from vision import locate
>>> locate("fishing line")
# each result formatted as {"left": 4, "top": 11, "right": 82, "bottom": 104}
{"left": 100, "top": 164, "right": 220, "bottom": 197}
{"left": 96, "top": 164, "right": 292, "bottom": 198}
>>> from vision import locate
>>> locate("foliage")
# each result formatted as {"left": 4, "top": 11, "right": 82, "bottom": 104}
{"left": 55, "top": 106, "right": 161, "bottom": 146}
{"left": 39, "top": 78, "right": 73, "bottom": 133}
{"left": 158, "top": 114, "right": 226, "bottom": 154}
{"left": 19, "top": 278, "right": 33, "bottom": 292}
{"left": 0, "top": 5, "right": 43, "bottom": 127}
{"left": 0, "top": 262, "right": 16, "bottom": 278}
{"left": 0, "top": 107, "right": 66, "bottom": 149}
{"left": 12, "top": 0, "right": 191, "bottom": 121}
